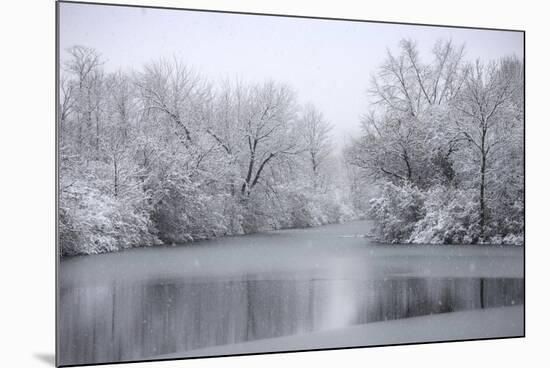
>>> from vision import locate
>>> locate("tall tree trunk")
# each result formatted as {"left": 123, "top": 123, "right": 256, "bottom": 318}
{"left": 242, "top": 153, "right": 255, "bottom": 196}
{"left": 96, "top": 115, "right": 100, "bottom": 153}
{"left": 113, "top": 158, "right": 118, "bottom": 198}
{"left": 479, "top": 129, "right": 487, "bottom": 242}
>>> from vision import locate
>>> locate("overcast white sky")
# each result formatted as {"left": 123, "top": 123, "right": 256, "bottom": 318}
{"left": 59, "top": 2, "right": 523, "bottom": 148}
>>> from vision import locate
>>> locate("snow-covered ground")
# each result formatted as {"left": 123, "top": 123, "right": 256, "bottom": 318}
{"left": 164, "top": 305, "right": 523, "bottom": 359}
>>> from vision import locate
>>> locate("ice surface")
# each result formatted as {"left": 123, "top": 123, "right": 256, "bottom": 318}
{"left": 60, "top": 221, "right": 524, "bottom": 286}
{"left": 164, "top": 305, "right": 524, "bottom": 358}
{"left": 58, "top": 220, "right": 524, "bottom": 366}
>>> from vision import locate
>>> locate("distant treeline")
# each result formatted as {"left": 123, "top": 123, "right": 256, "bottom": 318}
{"left": 59, "top": 46, "right": 354, "bottom": 256}
{"left": 58, "top": 39, "right": 524, "bottom": 256}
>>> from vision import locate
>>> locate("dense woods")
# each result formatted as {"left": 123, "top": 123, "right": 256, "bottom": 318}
{"left": 345, "top": 40, "right": 524, "bottom": 245}
{"left": 59, "top": 39, "right": 524, "bottom": 256}
{"left": 59, "top": 46, "right": 354, "bottom": 256}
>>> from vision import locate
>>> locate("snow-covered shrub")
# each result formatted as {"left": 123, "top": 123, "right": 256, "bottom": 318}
{"left": 368, "top": 182, "right": 425, "bottom": 243}
{"left": 239, "top": 193, "right": 277, "bottom": 233}
{"left": 284, "top": 187, "right": 327, "bottom": 228}
{"left": 501, "top": 233, "right": 524, "bottom": 245}
{"left": 487, "top": 199, "right": 524, "bottom": 245}
{"left": 221, "top": 195, "right": 245, "bottom": 236}
{"left": 152, "top": 174, "right": 228, "bottom": 244}
{"left": 238, "top": 183, "right": 357, "bottom": 233}
{"left": 407, "top": 186, "right": 479, "bottom": 244}
{"left": 110, "top": 192, "right": 160, "bottom": 250}
{"left": 59, "top": 183, "right": 159, "bottom": 256}
{"left": 317, "top": 190, "right": 356, "bottom": 224}
{"left": 272, "top": 184, "right": 356, "bottom": 229}
{"left": 368, "top": 183, "right": 523, "bottom": 245}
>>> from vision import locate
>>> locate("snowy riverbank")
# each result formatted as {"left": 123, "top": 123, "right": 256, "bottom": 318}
{"left": 162, "top": 306, "right": 523, "bottom": 359}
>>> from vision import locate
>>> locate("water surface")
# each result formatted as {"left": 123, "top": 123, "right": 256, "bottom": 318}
{"left": 58, "top": 221, "right": 524, "bottom": 366}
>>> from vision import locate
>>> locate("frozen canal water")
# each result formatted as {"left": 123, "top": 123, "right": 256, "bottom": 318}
{"left": 58, "top": 220, "right": 524, "bottom": 366}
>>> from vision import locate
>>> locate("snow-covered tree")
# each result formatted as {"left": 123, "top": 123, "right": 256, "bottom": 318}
{"left": 451, "top": 56, "right": 523, "bottom": 241}
{"left": 345, "top": 39, "right": 523, "bottom": 245}
{"left": 298, "top": 104, "right": 333, "bottom": 190}
{"left": 58, "top": 48, "right": 355, "bottom": 255}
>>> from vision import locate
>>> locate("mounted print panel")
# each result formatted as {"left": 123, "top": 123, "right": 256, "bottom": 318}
{"left": 56, "top": 1, "right": 525, "bottom": 366}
